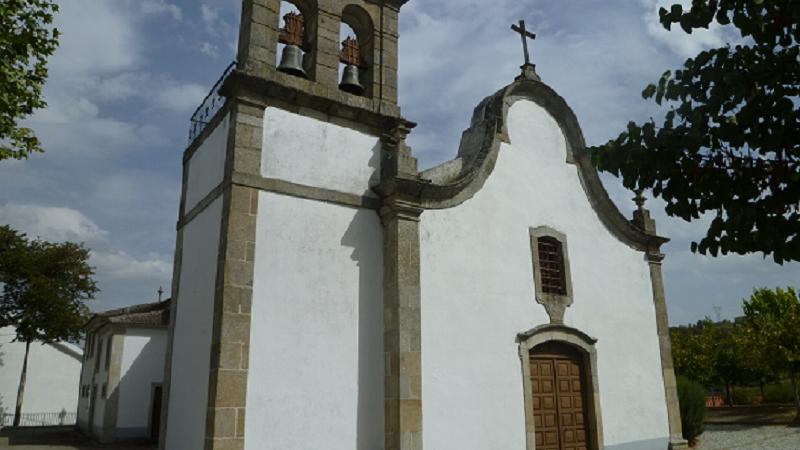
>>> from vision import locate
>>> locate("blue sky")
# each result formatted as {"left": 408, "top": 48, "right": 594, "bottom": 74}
{"left": 0, "top": 0, "right": 796, "bottom": 325}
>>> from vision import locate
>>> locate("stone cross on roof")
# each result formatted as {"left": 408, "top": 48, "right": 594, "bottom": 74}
{"left": 511, "top": 19, "right": 536, "bottom": 66}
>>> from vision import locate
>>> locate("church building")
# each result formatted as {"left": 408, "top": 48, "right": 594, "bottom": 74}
{"left": 160, "top": 1, "right": 688, "bottom": 449}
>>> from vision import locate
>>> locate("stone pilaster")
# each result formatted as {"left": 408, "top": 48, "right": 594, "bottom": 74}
{"left": 380, "top": 120, "right": 423, "bottom": 450}
{"left": 204, "top": 101, "right": 264, "bottom": 450}
{"left": 647, "top": 250, "right": 689, "bottom": 450}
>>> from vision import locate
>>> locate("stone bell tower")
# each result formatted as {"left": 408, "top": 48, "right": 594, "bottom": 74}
{"left": 160, "top": 0, "right": 416, "bottom": 449}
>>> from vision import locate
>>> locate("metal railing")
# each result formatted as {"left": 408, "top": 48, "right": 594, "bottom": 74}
{"left": 188, "top": 61, "right": 237, "bottom": 144}
{"left": 1, "top": 411, "right": 77, "bottom": 427}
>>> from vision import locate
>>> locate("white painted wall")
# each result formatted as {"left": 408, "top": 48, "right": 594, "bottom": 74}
{"left": 116, "top": 328, "right": 166, "bottom": 438}
{"left": 261, "top": 107, "right": 381, "bottom": 197}
{"left": 185, "top": 113, "right": 229, "bottom": 211}
{"left": 245, "top": 192, "right": 384, "bottom": 450}
{"left": 164, "top": 198, "right": 223, "bottom": 450}
{"left": 419, "top": 100, "right": 670, "bottom": 450}
{"left": 0, "top": 327, "right": 82, "bottom": 423}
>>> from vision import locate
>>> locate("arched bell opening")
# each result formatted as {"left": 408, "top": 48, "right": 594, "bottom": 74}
{"left": 276, "top": 0, "right": 318, "bottom": 80}
{"left": 338, "top": 5, "right": 374, "bottom": 97}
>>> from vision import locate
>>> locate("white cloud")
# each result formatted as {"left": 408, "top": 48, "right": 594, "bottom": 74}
{"left": 50, "top": 0, "right": 140, "bottom": 77}
{"left": 0, "top": 204, "right": 108, "bottom": 244}
{"left": 141, "top": 0, "right": 183, "bottom": 21}
{"left": 639, "top": 0, "right": 729, "bottom": 58}
{"left": 154, "top": 83, "right": 210, "bottom": 113}
{"left": 200, "top": 42, "right": 219, "bottom": 58}
{"left": 201, "top": 4, "right": 219, "bottom": 27}
{"left": 0, "top": 204, "right": 173, "bottom": 308}
{"left": 91, "top": 250, "right": 172, "bottom": 280}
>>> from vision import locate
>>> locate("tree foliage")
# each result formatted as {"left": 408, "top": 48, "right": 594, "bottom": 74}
{"left": 0, "top": 0, "right": 60, "bottom": 161}
{"left": 590, "top": 0, "right": 800, "bottom": 263}
{"left": 0, "top": 225, "right": 97, "bottom": 344}
{"left": 740, "top": 287, "right": 800, "bottom": 414}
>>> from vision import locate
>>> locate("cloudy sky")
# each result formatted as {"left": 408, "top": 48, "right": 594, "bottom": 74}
{"left": 0, "top": 0, "right": 796, "bottom": 324}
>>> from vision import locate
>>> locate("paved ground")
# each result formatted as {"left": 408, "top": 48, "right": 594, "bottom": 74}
{"left": 0, "top": 427, "right": 155, "bottom": 450}
{"left": 706, "top": 405, "right": 797, "bottom": 425}
{"left": 697, "top": 424, "right": 800, "bottom": 450}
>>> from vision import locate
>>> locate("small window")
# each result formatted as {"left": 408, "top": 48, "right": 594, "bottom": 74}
{"left": 102, "top": 383, "right": 108, "bottom": 399}
{"left": 537, "top": 237, "right": 566, "bottom": 295}
{"left": 530, "top": 226, "right": 573, "bottom": 324}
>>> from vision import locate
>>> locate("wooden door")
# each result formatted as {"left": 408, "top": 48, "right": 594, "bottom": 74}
{"left": 530, "top": 343, "right": 590, "bottom": 450}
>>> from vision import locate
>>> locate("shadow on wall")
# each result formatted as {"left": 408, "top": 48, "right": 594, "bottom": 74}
{"left": 368, "top": 141, "right": 381, "bottom": 188}
{"left": 114, "top": 337, "right": 162, "bottom": 442}
{"left": 341, "top": 208, "right": 383, "bottom": 450}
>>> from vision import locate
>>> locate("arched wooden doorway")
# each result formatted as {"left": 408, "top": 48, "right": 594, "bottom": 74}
{"left": 529, "top": 341, "right": 591, "bottom": 450}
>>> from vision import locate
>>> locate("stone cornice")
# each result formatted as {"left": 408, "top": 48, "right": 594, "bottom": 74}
{"left": 364, "top": 0, "right": 410, "bottom": 9}
{"left": 220, "top": 71, "right": 402, "bottom": 132}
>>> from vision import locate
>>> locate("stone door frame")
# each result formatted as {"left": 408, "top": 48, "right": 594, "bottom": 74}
{"left": 518, "top": 324, "right": 604, "bottom": 450}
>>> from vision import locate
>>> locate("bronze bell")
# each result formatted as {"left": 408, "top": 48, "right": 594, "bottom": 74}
{"left": 339, "top": 65, "right": 364, "bottom": 95}
{"left": 277, "top": 44, "right": 307, "bottom": 78}
{"left": 339, "top": 36, "right": 364, "bottom": 95}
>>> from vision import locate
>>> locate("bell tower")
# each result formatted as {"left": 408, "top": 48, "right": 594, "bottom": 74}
{"left": 235, "top": 0, "right": 407, "bottom": 117}
{"left": 161, "top": 1, "right": 415, "bottom": 450}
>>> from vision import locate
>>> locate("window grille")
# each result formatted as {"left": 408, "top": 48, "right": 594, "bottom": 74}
{"left": 537, "top": 237, "right": 566, "bottom": 295}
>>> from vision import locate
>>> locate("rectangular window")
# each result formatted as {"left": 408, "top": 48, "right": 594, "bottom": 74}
{"left": 105, "top": 336, "right": 112, "bottom": 370}
{"left": 537, "top": 237, "right": 566, "bottom": 295}
{"left": 102, "top": 383, "right": 108, "bottom": 399}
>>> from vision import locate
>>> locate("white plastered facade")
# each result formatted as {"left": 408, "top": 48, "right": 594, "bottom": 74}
{"left": 419, "top": 100, "right": 670, "bottom": 450}
{"left": 244, "top": 108, "right": 384, "bottom": 450}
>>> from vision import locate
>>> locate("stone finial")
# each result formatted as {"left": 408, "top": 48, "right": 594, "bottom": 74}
{"left": 632, "top": 189, "right": 657, "bottom": 234}
{"left": 279, "top": 12, "right": 305, "bottom": 47}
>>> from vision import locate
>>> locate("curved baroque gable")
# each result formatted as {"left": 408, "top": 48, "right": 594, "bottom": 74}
{"left": 385, "top": 76, "right": 668, "bottom": 253}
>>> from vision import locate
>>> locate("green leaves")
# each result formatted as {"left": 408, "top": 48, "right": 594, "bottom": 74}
{"left": 0, "top": 0, "right": 60, "bottom": 161}
{"left": 0, "top": 225, "right": 98, "bottom": 344}
{"left": 589, "top": 0, "right": 800, "bottom": 263}
{"left": 741, "top": 288, "right": 800, "bottom": 383}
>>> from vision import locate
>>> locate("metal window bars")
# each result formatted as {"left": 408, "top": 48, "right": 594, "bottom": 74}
{"left": 537, "top": 237, "right": 567, "bottom": 295}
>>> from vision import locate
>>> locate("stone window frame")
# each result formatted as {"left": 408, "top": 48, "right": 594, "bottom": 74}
{"left": 517, "top": 324, "right": 604, "bottom": 450}
{"left": 530, "top": 226, "right": 573, "bottom": 324}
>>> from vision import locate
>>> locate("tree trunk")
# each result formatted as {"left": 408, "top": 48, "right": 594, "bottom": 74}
{"left": 759, "top": 382, "right": 765, "bottom": 401}
{"left": 13, "top": 341, "right": 30, "bottom": 427}
{"left": 725, "top": 381, "right": 732, "bottom": 407}
{"left": 792, "top": 374, "right": 800, "bottom": 419}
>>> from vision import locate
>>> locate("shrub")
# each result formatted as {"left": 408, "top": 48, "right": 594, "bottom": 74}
{"left": 764, "top": 383, "right": 795, "bottom": 404}
{"left": 677, "top": 376, "right": 706, "bottom": 446}
{"left": 732, "top": 389, "right": 753, "bottom": 405}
